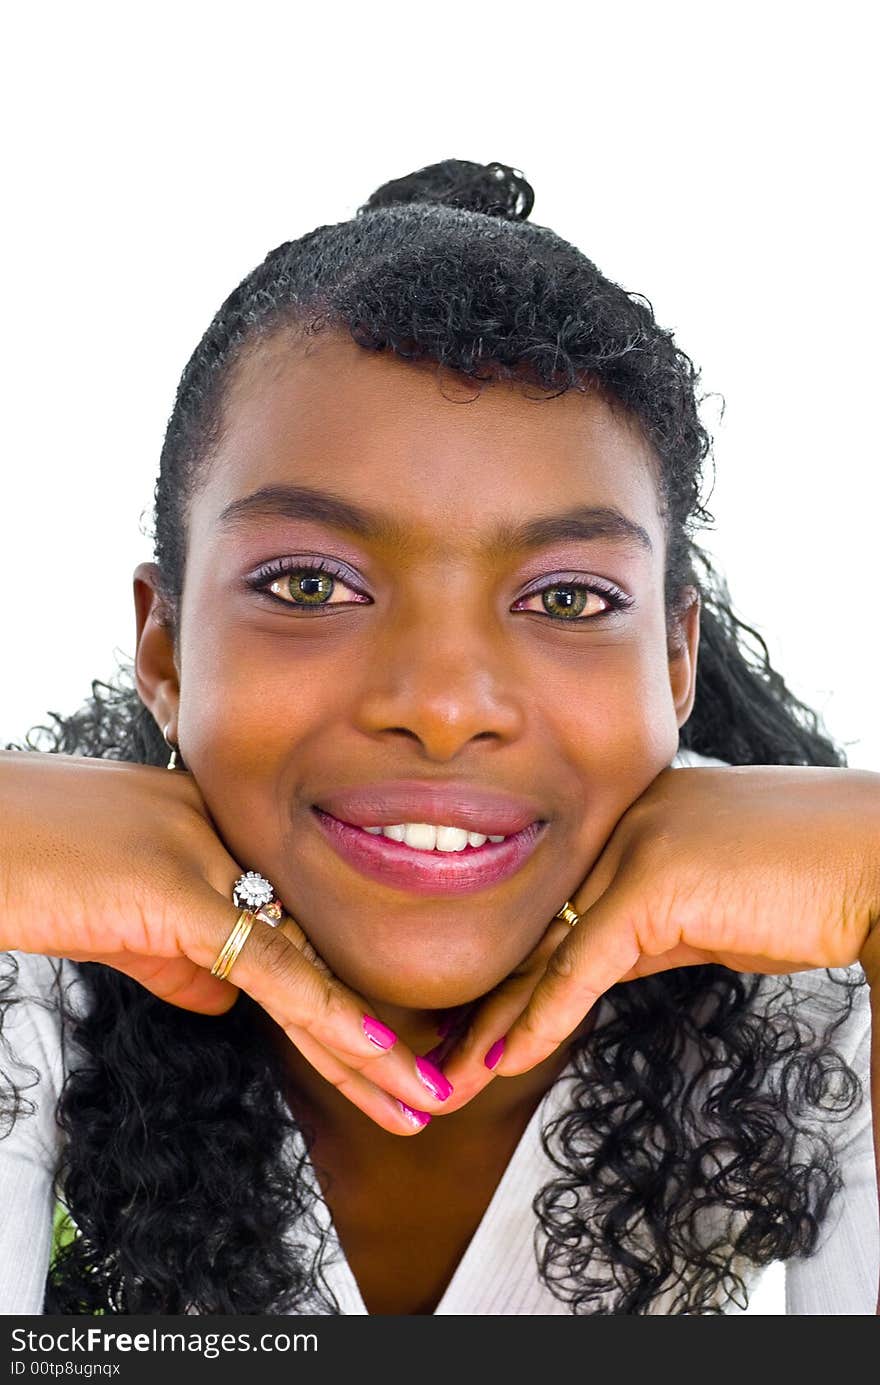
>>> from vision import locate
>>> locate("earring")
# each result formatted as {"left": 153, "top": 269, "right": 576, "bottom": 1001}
{"left": 163, "top": 724, "right": 179, "bottom": 771}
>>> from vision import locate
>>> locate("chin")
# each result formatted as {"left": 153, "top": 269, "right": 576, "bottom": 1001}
{"left": 328, "top": 949, "right": 508, "bottom": 1011}
{"left": 361, "top": 978, "right": 492, "bottom": 1010}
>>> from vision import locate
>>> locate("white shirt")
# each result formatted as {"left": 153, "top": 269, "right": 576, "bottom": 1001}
{"left": 1, "top": 749, "right": 878, "bottom": 1315}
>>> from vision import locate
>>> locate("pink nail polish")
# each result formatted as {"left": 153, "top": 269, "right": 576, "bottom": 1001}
{"left": 363, "top": 1014, "right": 397, "bottom": 1050}
{"left": 484, "top": 1037, "right": 506, "bottom": 1070}
{"left": 415, "top": 1056, "right": 454, "bottom": 1102}
{"left": 398, "top": 1101, "right": 432, "bottom": 1129}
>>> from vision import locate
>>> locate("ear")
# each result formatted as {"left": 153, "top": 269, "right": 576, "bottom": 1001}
{"left": 667, "top": 585, "right": 701, "bottom": 729}
{"left": 133, "top": 562, "right": 180, "bottom": 744}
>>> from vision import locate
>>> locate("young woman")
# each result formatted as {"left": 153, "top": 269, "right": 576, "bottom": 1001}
{"left": 1, "top": 159, "right": 878, "bottom": 1316}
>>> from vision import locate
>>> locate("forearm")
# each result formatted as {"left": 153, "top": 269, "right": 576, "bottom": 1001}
{"left": 860, "top": 912, "right": 880, "bottom": 1314}
{"left": 870, "top": 988, "right": 880, "bottom": 1316}
{"left": 852, "top": 792, "right": 880, "bottom": 1314}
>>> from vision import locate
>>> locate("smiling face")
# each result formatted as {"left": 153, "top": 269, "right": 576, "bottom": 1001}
{"left": 135, "top": 329, "right": 699, "bottom": 1009}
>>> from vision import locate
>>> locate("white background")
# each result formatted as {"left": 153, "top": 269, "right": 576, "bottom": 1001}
{"left": 2, "top": 2, "right": 876, "bottom": 1312}
{"left": 2, "top": 3, "right": 876, "bottom": 769}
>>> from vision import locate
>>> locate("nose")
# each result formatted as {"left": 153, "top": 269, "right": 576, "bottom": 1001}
{"left": 351, "top": 598, "right": 527, "bottom": 761}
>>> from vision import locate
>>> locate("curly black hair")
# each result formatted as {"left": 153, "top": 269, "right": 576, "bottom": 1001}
{"left": 2, "top": 158, "right": 866, "bottom": 1314}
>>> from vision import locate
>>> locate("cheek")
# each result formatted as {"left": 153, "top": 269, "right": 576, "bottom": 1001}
{"left": 541, "top": 636, "right": 681, "bottom": 816}
{"left": 174, "top": 608, "right": 349, "bottom": 864}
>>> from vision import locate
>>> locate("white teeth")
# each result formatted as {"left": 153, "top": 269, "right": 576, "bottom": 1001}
{"left": 355, "top": 821, "right": 508, "bottom": 850}
{"left": 403, "top": 823, "right": 438, "bottom": 850}
{"left": 434, "top": 826, "right": 470, "bottom": 853}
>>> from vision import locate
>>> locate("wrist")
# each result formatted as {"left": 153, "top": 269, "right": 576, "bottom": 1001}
{"left": 855, "top": 770, "right": 880, "bottom": 990}
{"left": 860, "top": 918, "right": 880, "bottom": 992}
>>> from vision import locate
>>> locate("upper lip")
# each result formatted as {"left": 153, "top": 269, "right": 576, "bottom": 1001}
{"left": 313, "top": 781, "right": 547, "bottom": 836}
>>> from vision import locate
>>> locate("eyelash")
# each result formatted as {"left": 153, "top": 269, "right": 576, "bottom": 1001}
{"left": 246, "top": 556, "right": 635, "bottom": 623}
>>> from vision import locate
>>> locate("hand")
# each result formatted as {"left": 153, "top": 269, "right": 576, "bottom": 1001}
{"left": 0, "top": 750, "right": 450, "bottom": 1135}
{"left": 439, "top": 764, "right": 880, "bottom": 1099}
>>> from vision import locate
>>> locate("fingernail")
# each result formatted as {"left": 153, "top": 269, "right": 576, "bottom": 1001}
{"left": 398, "top": 1101, "right": 432, "bottom": 1129}
{"left": 484, "top": 1037, "right": 506, "bottom": 1070}
{"left": 363, "top": 1014, "right": 397, "bottom": 1050}
{"left": 415, "top": 1056, "right": 454, "bottom": 1102}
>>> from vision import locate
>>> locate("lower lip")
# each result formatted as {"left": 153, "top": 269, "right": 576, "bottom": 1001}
{"left": 311, "top": 809, "right": 547, "bottom": 896}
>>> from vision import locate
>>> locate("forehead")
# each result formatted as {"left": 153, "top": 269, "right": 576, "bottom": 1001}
{"left": 192, "top": 329, "right": 664, "bottom": 554}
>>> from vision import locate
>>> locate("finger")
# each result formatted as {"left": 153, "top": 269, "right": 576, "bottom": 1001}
{"left": 100, "top": 916, "right": 442, "bottom": 1130}
{"left": 439, "top": 919, "right": 572, "bottom": 1109}
{"left": 84, "top": 907, "right": 334, "bottom": 1015}
{"left": 435, "top": 856, "right": 631, "bottom": 1097}
{"left": 496, "top": 888, "right": 644, "bottom": 1076}
{"left": 606, "top": 941, "right": 710, "bottom": 983}
{"left": 272, "top": 914, "right": 452, "bottom": 1117}
{"left": 184, "top": 891, "right": 454, "bottom": 1117}
{"left": 90, "top": 950, "right": 241, "bottom": 1014}
{"left": 274, "top": 912, "right": 333, "bottom": 976}
{"left": 607, "top": 942, "right": 808, "bottom": 981}
{"left": 567, "top": 828, "right": 629, "bottom": 919}
{"left": 284, "top": 1022, "right": 436, "bottom": 1136}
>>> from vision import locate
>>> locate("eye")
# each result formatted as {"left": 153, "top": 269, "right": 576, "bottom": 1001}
{"left": 248, "top": 557, "right": 370, "bottom": 611}
{"left": 513, "top": 576, "right": 633, "bottom": 622}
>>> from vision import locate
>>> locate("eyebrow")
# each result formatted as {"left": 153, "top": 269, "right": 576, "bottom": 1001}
{"left": 216, "top": 483, "right": 653, "bottom": 555}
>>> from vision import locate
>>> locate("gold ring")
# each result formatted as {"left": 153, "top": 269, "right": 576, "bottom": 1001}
{"left": 555, "top": 900, "right": 580, "bottom": 928}
{"left": 210, "top": 909, "right": 257, "bottom": 981}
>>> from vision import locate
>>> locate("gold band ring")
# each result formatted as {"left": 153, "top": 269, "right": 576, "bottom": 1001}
{"left": 555, "top": 899, "right": 580, "bottom": 928}
{"left": 210, "top": 909, "right": 257, "bottom": 981}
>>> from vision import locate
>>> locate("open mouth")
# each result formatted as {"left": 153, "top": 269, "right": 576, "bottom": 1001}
{"left": 311, "top": 808, "right": 548, "bottom": 897}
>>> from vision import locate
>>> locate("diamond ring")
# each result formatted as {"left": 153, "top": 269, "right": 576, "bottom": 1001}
{"left": 231, "top": 871, "right": 284, "bottom": 926}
